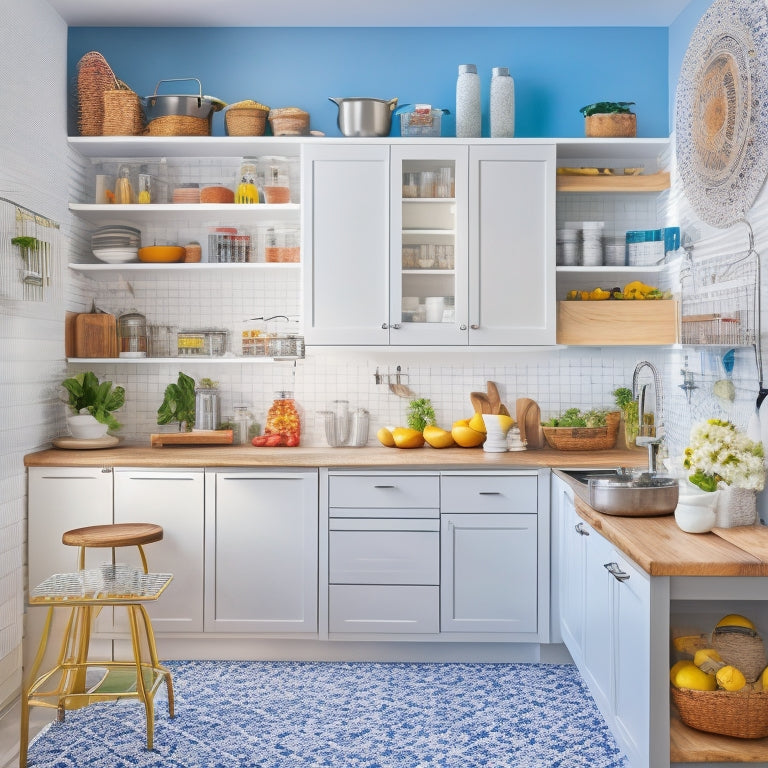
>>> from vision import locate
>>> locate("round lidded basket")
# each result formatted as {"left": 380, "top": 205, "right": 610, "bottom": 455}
{"left": 671, "top": 685, "right": 768, "bottom": 739}
{"left": 226, "top": 106, "right": 269, "bottom": 136}
{"left": 268, "top": 107, "right": 310, "bottom": 136}
{"left": 542, "top": 411, "right": 620, "bottom": 451}
{"left": 711, "top": 625, "right": 767, "bottom": 683}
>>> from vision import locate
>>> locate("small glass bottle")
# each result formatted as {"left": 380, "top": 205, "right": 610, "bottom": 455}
{"left": 490, "top": 67, "right": 515, "bottom": 138}
{"left": 456, "top": 64, "right": 481, "bottom": 138}
{"left": 114, "top": 165, "right": 135, "bottom": 204}
{"left": 265, "top": 391, "right": 301, "bottom": 446}
{"left": 233, "top": 405, "right": 251, "bottom": 446}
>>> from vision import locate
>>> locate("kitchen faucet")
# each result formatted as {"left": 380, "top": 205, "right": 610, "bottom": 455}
{"left": 632, "top": 361, "right": 664, "bottom": 473}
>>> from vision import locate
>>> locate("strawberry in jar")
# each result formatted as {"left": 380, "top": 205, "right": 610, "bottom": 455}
{"left": 261, "top": 391, "right": 301, "bottom": 446}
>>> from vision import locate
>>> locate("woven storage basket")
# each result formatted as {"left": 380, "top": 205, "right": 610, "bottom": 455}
{"left": 102, "top": 83, "right": 144, "bottom": 136}
{"left": 671, "top": 685, "right": 768, "bottom": 739}
{"left": 76, "top": 51, "right": 117, "bottom": 136}
{"left": 542, "top": 411, "right": 620, "bottom": 451}
{"left": 226, "top": 107, "right": 268, "bottom": 136}
{"left": 712, "top": 626, "right": 767, "bottom": 683}
{"left": 147, "top": 114, "right": 209, "bottom": 137}
{"left": 268, "top": 107, "right": 310, "bottom": 136}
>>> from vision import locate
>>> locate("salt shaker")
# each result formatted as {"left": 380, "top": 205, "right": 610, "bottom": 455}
{"left": 490, "top": 67, "right": 515, "bottom": 138}
{"left": 456, "top": 64, "right": 481, "bottom": 138}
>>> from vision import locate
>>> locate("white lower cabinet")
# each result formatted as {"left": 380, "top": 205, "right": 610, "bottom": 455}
{"left": 113, "top": 469, "right": 205, "bottom": 633}
{"left": 205, "top": 469, "right": 318, "bottom": 634}
{"left": 554, "top": 475, "right": 651, "bottom": 768}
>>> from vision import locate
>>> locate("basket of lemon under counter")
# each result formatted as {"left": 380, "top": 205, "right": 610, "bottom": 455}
{"left": 556, "top": 299, "right": 679, "bottom": 345}
{"left": 670, "top": 686, "right": 768, "bottom": 739}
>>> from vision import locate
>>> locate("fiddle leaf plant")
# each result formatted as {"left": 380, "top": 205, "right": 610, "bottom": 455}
{"left": 157, "top": 371, "right": 196, "bottom": 431}
{"left": 61, "top": 371, "right": 125, "bottom": 431}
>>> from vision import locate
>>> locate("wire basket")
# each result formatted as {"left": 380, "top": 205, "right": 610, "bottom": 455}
{"left": 671, "top": 685, "right": 768, "bottom": 739}
{"left": 542, "top": 411, "right": 620, "bottom": 451}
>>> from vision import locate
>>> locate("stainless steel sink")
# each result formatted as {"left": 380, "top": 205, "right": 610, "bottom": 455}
{"left": 561, "top": 468, "right": 678, "bottom": 517}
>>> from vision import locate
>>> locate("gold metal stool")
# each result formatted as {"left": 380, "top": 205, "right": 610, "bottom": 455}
{"left": 20, "top": 523, "right": 175, "bottom": 768}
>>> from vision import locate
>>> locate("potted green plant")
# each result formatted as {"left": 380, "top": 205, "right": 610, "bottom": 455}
{"left": 157, "top": 371, "right": 196, "bottom": 432}
{"left": 613, "top": 387, "right": 639, "bottom": 448}
{"left": 61, "top": 371, "right": 125, "bottom": 436}
{"left": 579, "top": 101, "right": 636, "bottom": 137}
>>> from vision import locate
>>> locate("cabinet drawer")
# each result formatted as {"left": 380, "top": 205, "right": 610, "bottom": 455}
{"left": 329, "top": 474, "right": 439, "bottom": 510}
{"left": 329, "top": 530, "right": 439, "bottom": 585}
{"left": 329, "top": 585, "right": 439, "bottom": 634}
{"left": 441, "top": 474, "right": 537, "bottom": 514}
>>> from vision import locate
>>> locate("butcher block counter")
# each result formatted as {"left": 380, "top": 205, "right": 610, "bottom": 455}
{"left": 24, "top": 444, "right": 645, "bottom": 469}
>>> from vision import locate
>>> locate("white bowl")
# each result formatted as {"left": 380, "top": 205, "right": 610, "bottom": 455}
{"left": 67, "top": 414, "right": 109, "bottom": 440}
{"left": 92, "top": 247, "right": 139, "bottom": 264}
{"left": 674, "top": 492, "right": 718, "bottom": 533}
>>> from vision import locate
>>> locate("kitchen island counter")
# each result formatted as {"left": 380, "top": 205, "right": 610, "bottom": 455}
{"left": 25, "top": 444, "right": 645, "bottom": 469}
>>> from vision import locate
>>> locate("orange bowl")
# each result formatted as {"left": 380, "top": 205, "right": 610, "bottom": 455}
{"left": 138, "top": 246, "right": 186, "bottom": 263}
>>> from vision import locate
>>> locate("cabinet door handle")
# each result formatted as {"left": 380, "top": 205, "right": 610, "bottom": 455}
{"left": 574, "top": 522, "right": 589, "bottom": 536}
{"left": 604, "top": 562, "right": 630, "bottom": 582}
{"left": 381, "top": 322, "right": 389, "bottom": 329}
{"left": 374, "top": 485, "right": 395, "bottom": 489}
{"left": 470, "top": 323, "right": 479, "bottom": 329}
{"left": 391, "top": 323, "right": 401, "bottom": 330}
{"left": 479, "top": 491, "right": 501, "bottom": 495}
{"left": 459, "top": 324, "right": 467, "bottom": 330}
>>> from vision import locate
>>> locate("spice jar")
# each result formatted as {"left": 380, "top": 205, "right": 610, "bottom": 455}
{"left": 233, "top": 405, "right": 252, "bottom": 445}
{"left": 114, "top": 165, "right": 135, "bottom": 204}
{"left": 265, "top": 391, "right": 301, "bottom": 446}
{"left": 117, "top": 309, "right": 147, "bottom": 358}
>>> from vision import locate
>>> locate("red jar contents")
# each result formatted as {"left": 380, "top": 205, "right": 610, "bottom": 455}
{"left": 255, "top": 391, "right": 301, "bottom": 447}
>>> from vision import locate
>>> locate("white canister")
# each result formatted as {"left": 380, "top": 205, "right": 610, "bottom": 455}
{"left": 456, "top": 64, "right": 481, "bottom": 138}
{"left": 490, "top": 67, "right": 515, "bottom": 138}
{"left": 425, "top": 297, "right": 445, "bottom": 323}
{"left": 674, "top": 491, "right": 718, "bottom": 533}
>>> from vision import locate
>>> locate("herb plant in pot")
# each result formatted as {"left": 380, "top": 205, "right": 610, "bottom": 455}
{"left": 61, "top": 371, "right": 125, "bottom": 438}
{"left": 580, "top": 101, "right": 636, "bottom": 138}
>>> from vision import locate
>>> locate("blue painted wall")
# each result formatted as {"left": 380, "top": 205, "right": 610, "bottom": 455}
{"left": 68, "top": 26, "right": 669, "bottom": 138}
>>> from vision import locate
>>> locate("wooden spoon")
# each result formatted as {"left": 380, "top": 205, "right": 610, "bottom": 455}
{"left": 486, "top": 381, "right": 510, "bottom": 416}
{"left": 470, "top": 392, "right": 492, "bottom": 414}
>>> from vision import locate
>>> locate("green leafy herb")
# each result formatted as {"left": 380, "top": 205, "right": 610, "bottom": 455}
{"left": 157, "top": 372, "right": 196, "bottom": 431}
{"left": 579, "top": 101, "right": 635, "bottom": 117}
{"left": 61, "top": 371, "right": 125, "bottom": 431}
{"left": 613, "top": 387, "right": 634, "bottom": 409}
{"left": 545, "top": 407, "right": 608, "bottom": 428}
{"left": 407, "top": 398, "right": 436, "bottom": 432}
{"left": 11, "top": 236, "right": 39, "bottom": 249}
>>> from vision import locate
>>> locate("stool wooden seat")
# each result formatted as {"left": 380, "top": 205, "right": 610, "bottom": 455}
{"left": 63, "top": 522, "right": 164, "bottom": 572}
{"left": 20, "top": 523, "right": 174, "bottom": 768}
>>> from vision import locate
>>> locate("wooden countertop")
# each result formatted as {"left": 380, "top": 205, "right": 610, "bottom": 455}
{"left": 555, "top": 471, "right": 768, "bottom": 577}
{"left": 24, "top": 444, "right": 646, "bottom": 469}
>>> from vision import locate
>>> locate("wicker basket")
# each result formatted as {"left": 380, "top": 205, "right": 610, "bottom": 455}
{"left": 225, "top": 107, "right": 269, "bottom": 136}
{"left": 102, "top": 83, "right": 145, "bottom": 136}
{"left": 76, "top": 51, "right": 117, "bottom": 136}
{"left": 146, "top": 114, "right": 210, "bottom": 137}
{"left": 712, "top": 626, "right": 767, "bottom": 683}
{"left": 542, "top": 411, "right": 620, "bottom": 451}
{"left": 268, "top": 107, "right": 310, "bottom": 136}
{"left": 671, "top": 685, "right": 768, "bottom": 739}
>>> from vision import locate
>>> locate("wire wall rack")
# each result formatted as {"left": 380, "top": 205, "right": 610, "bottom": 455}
{"left": 680, "top": 246, "right": 757, "bottom": 346}
{"left": 0, "top": 196, "right": 60, "bottom": 302}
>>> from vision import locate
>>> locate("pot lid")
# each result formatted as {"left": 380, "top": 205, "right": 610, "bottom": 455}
{"left": 675, "top": 0, "right": 768, "bottom": 228}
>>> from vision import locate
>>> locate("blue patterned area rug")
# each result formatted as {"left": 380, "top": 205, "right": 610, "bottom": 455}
{"left": 27, "top": 660, "right": 628, "bottom": 768}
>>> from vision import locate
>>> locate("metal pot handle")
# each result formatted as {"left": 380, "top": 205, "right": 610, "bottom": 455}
{"left": 151, "top": 77, "right": 203, "bottom": 98}
{"left": 387, "top": 97, "right": 399, "bottom": 112}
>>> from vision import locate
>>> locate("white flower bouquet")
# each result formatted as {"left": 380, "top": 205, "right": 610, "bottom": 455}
{"left": 683, "top": 418, "right": 765, "bottom": 492}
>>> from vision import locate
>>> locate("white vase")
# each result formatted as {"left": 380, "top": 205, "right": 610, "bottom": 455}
{"left": 714, "top": 485, "right": 757, "bottom": 528}
{"left": 674, "top": 490, "right": 718, "bottom": 533}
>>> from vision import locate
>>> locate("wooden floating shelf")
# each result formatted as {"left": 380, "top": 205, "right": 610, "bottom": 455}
{"left": 556, "top": 171, "right": 670, "bottom": 193}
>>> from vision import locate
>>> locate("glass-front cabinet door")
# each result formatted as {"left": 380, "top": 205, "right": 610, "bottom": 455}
{"left": 390, "top": 145, "right": 469, "bottom": 345}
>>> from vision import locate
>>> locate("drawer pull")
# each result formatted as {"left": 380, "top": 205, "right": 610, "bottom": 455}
{"left": 478, "top": 491, "right": 502, "bottom": 495}
{"left": 604, "top": 562, "right": 630, "bottom": 582}
{"left": 574, "top": 522, "right": 589, "bottom": 536}
{"left": 373, "top": 485, "right": 396, "bottom": 489}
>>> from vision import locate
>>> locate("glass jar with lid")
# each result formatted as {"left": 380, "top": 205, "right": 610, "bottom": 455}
{"left": 117, "top": 309, "right": 147, "bottom": 358}
{"left": 265, "top": 391, "right": 301, "bottom": 446}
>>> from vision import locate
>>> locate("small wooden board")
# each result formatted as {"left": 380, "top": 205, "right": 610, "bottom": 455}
{"left": 150, "top": 430, "right": 233, "bottom": 447}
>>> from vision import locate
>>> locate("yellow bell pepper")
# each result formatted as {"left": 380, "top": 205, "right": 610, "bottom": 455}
{"left": 589, "top": 287, "right": 611, "bottom": 300}
{"left": 623, "top": 280, "right": 657, "bottom": 300}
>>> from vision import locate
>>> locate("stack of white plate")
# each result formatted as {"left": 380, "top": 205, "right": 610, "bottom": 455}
{"left": 91, "top": 225, "right": 141, "bottom": 263}
{"left": 581, "top": 221, "right": 604, "bottom": 266}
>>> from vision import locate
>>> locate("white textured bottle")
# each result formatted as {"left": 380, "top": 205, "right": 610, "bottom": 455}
{"left": 490, "top": 66, "right": 515, "bottom": 138}
{"left": 456, "top": 64, "right": 481, "bottom": 138}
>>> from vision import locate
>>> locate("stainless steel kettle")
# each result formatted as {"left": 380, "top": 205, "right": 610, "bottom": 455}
{"left": 329, "top": 97, "right": 398, "bottom": 137}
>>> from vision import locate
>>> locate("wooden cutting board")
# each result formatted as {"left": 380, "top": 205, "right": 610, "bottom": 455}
{"left": 516, "top": 398, "right": 545, "bottom": 449}
{"left": 150, "top": 430, "right": 233, "bottom": 447}
{"left": 74, "top": 312, "right": 118, "bottom": 358}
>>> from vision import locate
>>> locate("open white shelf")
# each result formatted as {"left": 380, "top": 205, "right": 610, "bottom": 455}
{"left": 69, "top": 262, "right": 300, "bottom": 281}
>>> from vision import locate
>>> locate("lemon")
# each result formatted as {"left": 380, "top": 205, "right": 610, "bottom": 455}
{"left": 452, "top": 418, "right": 470, "bottom": 428}
{"left": 451, "top": 425, "right": 486, "bottom": 448}
{"left": 376, "top": 427, "right": 395, "bottom": 447}
{"left": 670, "top": 660, "right": 696, "bottom": 684}
{"left": 672, "top": 664, "right": 717, "bottom": 691}
{"left": 672, "top": 634, "right": 707, "bottom": 655}
{"left": 468, "top": 412, "right": 487, "bottom": 434}
{"left": 693, "top": 648, "right": 722, "bottom": 667}
{"left": 392, "top": 427, "right": 425, "bottom": 449}
{"left": 716, "top": 613, "right": 756, "bottom": 630}
{"left": 760, "top": 666, "right": 768, "bottom": 691}
{"left": 716, "top": 665, "right": 747, "bottom": 692}
{"left": 423, "top": 425, "right": 455, "bottom": 449}
{"left": 497, "top": 414, "right": 515, "bottom": 432}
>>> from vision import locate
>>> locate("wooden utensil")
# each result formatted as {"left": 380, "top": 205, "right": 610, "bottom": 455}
{"left": 470, "top": 392, "right": 492, "bottom": 413}
{"left": 486, "top": 381, "right": 510, "bottom": 416}
{"left": 525, "top": 400, "right": 545, "bottom": 449}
